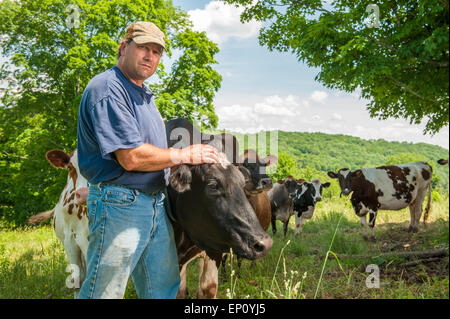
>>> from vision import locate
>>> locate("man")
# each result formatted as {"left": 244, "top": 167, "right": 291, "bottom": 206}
{"left": 76, "top": 21, "right": 220, "bottom": 299}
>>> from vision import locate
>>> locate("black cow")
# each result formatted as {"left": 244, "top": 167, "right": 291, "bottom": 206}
{"left": 165, "top": 118, "right": 273, "bottom": 298}
{"left": 268, "top": 176, "right": 298, "bottom": 236}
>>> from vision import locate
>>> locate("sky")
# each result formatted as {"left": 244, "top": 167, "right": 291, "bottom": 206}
{"left": 169, "top": 0, "right": 449, "bottom": 150}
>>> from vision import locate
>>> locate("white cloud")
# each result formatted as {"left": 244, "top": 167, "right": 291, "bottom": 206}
{"left": 188, "top": 1, "right": 261, "bottom": 44}
{"left": 215, "top": 91, "right": 449, "bottom": 149}
{"left": 331, "top": 113, "right": 342, "bottom": 120}
{"left": 309, "top": 90, "right": 328, "bottom": 104}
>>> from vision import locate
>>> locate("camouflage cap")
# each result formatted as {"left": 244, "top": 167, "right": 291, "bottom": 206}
{"left": 125, "top": 21, "right": 166, "bottom": 50}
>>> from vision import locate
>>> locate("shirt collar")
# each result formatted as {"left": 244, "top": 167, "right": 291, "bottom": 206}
{"left": 112, "top": 65, "right": 154, "bottom": 98}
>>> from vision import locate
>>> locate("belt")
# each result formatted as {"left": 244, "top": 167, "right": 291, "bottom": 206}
{"left": 89, "top": 182, "right": 163, "bottom": 196}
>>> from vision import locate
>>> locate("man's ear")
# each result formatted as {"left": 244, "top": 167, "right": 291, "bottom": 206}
{"left": 169, "top": 165, "right": 192, "bottom": 193}
{"left": 46, "top": 150, "right": 71, "bottom": 169}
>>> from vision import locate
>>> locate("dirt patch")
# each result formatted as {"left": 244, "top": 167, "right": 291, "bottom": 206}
{"left": 379, "top": 257, "right": 449, "bottom": 284}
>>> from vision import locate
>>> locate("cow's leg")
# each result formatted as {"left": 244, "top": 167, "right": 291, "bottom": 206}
{"left": 295, "top": 215, "right": 306, "bottom": 236}
{"left": 368, "top": 210, "right": 377, "bottom": 242}
{"left": 271, "top": 211, "right": 277, "bottom": 235}
{"left": 283, "top": 218, "right": 290, "bottom": 237}
{"left": 360, "top": 215, "right": 367, "bottom": 227}
{"left": 197, "top": 255, "right": 218, "bottom": 299}
{"left": 177, "top": 263, "right": 189, "bottom": 298}
{"left": 407, "top": 202, "right": 416, "bottom": 232}
{"left": 411, "top": 187, "right": 427, "bottom": 233}
{"left": 63, "top": 234, "right": 83, "bottom": 298}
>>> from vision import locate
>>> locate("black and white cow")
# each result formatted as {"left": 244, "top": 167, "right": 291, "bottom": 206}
{"left": 328, "top": 162, "right": 433, "bottom": 241}
{"left": 268, "top": 176, "right": 298, "bottom": 236}
{"left": 293, "top": 179, "right": 330, "bottom": 235}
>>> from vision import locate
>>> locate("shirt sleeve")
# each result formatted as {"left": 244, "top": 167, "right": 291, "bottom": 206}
{"left": 90, "top": 96, "right": 143, "bottom": 160}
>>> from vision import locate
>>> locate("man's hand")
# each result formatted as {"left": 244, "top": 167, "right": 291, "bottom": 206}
{"left": 175, "top": 144, "right": 220, "bottom": 165}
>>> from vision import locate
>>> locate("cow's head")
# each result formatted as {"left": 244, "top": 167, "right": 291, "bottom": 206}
{"left": 293, "top": 179, "right": 330, "bottom": 217}
{"left": 46, "top": 149, "right": 88, "bottom": 205}
{"left": 277, "top": 176, "right": 298, "bottom": 198}
{"left": 327, "top": 169, "right": 362, "bottom": 197}
{"left": 169, "top": 159, "right": 273, "bottom": 260}
{"left": 238, "top": 150, "right": 277, "bottom": 194}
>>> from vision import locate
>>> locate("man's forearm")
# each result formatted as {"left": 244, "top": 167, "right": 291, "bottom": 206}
{"left": 115, "top": 143, "right": 184, "bottom": 172}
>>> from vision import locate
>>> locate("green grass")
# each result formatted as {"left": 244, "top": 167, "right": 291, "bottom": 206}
{"left": 1, "top": 196, "right": 448, "bottom": 299}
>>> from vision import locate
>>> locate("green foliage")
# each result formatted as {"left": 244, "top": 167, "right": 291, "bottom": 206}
{"left": 222, "top": 0, "right": 449, "bottom": 134}
{"left": 267, "top": 152, "right": 300, "bottom": 181}
{"left": 0, "top": 0, "right": 222, "bottom": 228}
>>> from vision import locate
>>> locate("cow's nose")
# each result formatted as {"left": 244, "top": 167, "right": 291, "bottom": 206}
{"left": 315, "top": 197, "right": 322, "bottom": 202}
{"left": 75, "top": 187, "right": 89, "bottom": 206}
{"left": 252, "top": 236, "right": 273, "bottom": 259}
{"left": 261, "top": 178, "right": 273, "bottom": 189}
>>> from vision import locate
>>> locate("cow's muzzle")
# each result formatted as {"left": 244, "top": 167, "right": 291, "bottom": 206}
{"left": 252, "top": 236, "right": 273, "bottom": 259}
{"left": 75, "top": 187, "right": 89, "bottom": 206}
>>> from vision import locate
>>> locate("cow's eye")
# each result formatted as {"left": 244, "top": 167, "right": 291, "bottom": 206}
{"left": 207, "top": 180, "right": 219, "bottom": 191}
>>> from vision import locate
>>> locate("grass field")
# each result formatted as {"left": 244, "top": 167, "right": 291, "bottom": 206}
{"left": 0, "top": 196, "right": 448, "bottom": 299}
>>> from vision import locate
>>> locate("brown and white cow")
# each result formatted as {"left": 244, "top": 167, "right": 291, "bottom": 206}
{"left": 293, "top": 179, "right": 330, "bottom": 235}
{"left": 328, "top": 162, "right": 433, "bottom": 241}
{"left": 27, "top": 149, "right": 89, "bottom": 297}
{"left": 268, "top": 176, "right": 298, "bottom": 236}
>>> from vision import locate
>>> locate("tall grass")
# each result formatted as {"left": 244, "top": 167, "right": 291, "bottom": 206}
{"left": 1, "top": 195, "right": 448, "bottom": 299}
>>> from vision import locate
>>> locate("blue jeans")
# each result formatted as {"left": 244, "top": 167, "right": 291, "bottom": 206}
{"left": 77, "top": 183, "right": 180, "bottom": 299}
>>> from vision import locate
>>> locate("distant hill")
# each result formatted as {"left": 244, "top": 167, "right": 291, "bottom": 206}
{"left": 207, "top": 129, "right": 449, "bottom": 189}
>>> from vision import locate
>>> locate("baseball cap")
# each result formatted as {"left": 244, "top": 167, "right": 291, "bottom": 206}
{"left": 125, "top": 21, "right": 166, "bottom": 51}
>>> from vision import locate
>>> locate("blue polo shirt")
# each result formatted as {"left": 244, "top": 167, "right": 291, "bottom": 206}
{"left": 77, "top": 65, "right": 169, "bottom": 194}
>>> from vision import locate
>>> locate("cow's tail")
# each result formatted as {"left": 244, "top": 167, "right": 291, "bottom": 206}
{"left": 423, "top": 183, "right": 432, "bottom": 226}
{"left": 27, "top": 209, "right": 54, "bottom": 224}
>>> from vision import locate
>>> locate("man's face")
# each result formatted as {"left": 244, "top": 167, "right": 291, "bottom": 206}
{"left": 120, "top": 40, "right": 162, "bottom": 84}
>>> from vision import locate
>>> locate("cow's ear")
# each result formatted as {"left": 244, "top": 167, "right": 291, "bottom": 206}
{"left": 323, "top": 182, "right": 331, "bottom": 188}
{"left": 327, "top": 172, "right": 338, "bottom": 178}
{"left": 169, "top": 165, "right": 192, "bottom": 193}
{"left": 262, "top": 154, "right": 278, "bottom": 166}
{"left": 46, "top": 150, "right": 71, "bottom": 169}
{"left": 237, "top": 166, "right": 251, "bottom": 182}
{"left": 297, "top": 178, "right": 305, "bottom": 184}
{"left": 354, "top": 170, "right": 362, "bottom": 177}
{"left": 277, "top": 179, "right": 284, "bottom": 184}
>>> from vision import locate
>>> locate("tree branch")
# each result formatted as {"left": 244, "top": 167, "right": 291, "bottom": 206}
{"left": 384, "top": 75, "right": 441, "bottom": 104}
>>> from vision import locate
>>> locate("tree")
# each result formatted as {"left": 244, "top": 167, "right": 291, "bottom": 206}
{"left": 267, "top": 152, "right": 300, "bottom": 180}
{"left": 222, "top": 0, "right": 449, "bottom": 134}
{"left": 0, "top": 0, "right": 222, "bottom": 227}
